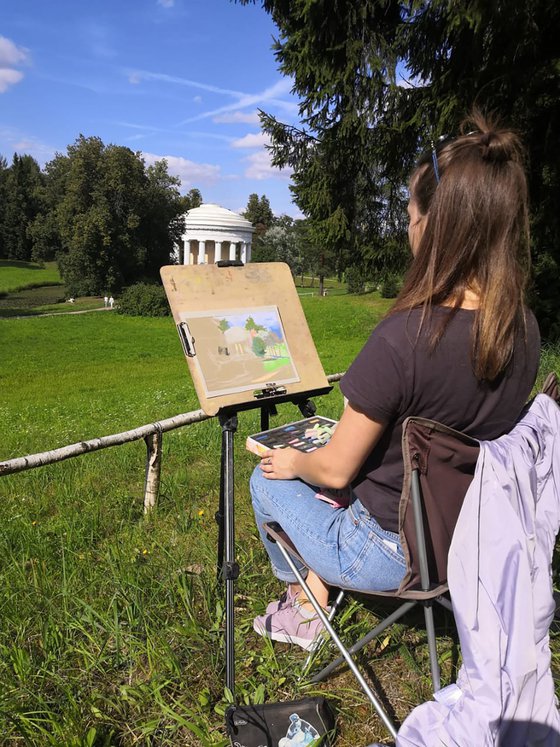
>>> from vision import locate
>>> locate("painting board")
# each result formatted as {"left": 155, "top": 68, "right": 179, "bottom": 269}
{"left": 160, "top": 263, "right": 330, "bottom": 415}
{"left": 178, "top": 305, "right": 300, "bottom": 398}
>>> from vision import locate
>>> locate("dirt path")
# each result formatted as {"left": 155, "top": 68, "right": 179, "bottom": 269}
{"left": 5, "top": 307, "right": 114, "bottom": 320}
{"left": 39, "top": 307, "right": 113, "bottom": 317}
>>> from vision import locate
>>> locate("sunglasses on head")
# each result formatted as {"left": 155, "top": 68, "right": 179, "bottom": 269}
{"left": 430, "top": 131, "right": 478, "bottom": 184}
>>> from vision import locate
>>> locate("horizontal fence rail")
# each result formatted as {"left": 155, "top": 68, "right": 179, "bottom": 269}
{"left": 0, "top": 373, "right": 344, "bottom": 511}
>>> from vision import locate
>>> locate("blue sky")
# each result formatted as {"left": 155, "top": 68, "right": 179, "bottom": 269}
{"left": 1, "top": 0, "right": 302, "bottom": 216}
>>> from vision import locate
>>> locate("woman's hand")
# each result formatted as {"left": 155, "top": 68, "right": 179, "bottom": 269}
{"left": 258, "top": 404, "right": 386, "bottom": 487}
{"left": 259, "top": 447, "right": 299, "bottom": 480}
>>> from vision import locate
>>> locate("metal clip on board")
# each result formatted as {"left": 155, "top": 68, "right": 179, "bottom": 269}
{"left": 176, "top": 322, "right": 196, "bottom": 357}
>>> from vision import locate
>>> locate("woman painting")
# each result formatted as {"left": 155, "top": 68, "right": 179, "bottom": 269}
{"left": 250, "top": 112, "right": 541, "bottom": 651}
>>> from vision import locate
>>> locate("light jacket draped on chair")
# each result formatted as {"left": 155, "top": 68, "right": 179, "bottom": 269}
{"left": 397, "top": 394, "right": 560, "bottom": 746}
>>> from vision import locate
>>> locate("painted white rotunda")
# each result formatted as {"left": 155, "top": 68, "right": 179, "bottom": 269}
{"left": 177, "top": 203, "right": 255, "bottom": 265}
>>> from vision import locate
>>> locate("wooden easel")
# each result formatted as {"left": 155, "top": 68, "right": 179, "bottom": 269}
{"left": 161, "top": 261, "right": 331, "bottom": 695}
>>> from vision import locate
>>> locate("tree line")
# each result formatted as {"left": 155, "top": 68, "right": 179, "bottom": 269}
{"left": 0, "top": 140, "right": 355, "bottom": 301}
{"left": 0, "top": 136, "right": 202, "bottom": 295}
{"left": 237, "top": 0, "right": 560, "bottom": 338}
{"left": 242, "top": 192, "right": 381, "bottom": 294}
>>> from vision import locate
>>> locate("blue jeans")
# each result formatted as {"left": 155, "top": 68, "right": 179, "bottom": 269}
{"left": 250, "top": 467, "right": 406, "bottom": 592}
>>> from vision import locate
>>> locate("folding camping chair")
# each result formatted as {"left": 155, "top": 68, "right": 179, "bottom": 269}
{"left": 264, "top": 416, "right": 480, "bottom": 738}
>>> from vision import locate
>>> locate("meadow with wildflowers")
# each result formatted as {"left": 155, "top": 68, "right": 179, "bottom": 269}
{"left": 0, "top": 291, "right": 557, "bottom": 745}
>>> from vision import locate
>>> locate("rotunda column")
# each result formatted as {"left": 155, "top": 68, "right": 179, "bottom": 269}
{"left": 229, "top": 241, "right": 237, "bottom": 261}
{"left": 197, "top": 240, "right": 206, "bottom": 265}
{"left": 241, "top": 242, "right": 247, "bottom": 264}
{"left": 215, "top": 241, "right": 222, "bottom": 263}
{"left": 246, "top": 242, "right": 252, "bottom": 262}
{"left": 183, "top": 238, "right": 189, "bottom": 265}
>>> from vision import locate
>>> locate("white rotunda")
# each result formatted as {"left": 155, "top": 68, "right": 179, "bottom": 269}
{"left": 177, "top": 203, "right": 255, "bottom": 265}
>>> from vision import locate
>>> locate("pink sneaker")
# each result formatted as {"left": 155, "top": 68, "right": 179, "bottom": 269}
{"left": 265, "top": 585, "right": 299, "bottom": 615}
{"left": 253, "top": 602, "right": 328, "bottom": 652}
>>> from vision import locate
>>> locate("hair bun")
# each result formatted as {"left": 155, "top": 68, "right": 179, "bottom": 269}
{"left": 480, "top": 129, "right": 509, "bottom": 163}
{"left": 463, "top": 111, "right": 523, "bottom": 165}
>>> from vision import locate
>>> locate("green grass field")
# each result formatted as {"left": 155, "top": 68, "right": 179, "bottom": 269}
{"left": 0, "top": 260, "right": 108, "bottom": 317}
{"left": 0, "top": 288, "right": 558, "bottom": 746}
{"left": 0, "top": 260, "right": 64, "bottom": 293}
{"left": 0, "top": 293, "right": 403, "bottom": 746}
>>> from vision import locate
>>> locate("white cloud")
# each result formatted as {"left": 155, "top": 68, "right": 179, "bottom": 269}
{"left": 229, "top": 130, "right": 291, "bottom": 181}
{"left": 178, "top": 77, "right": 298, "bottom": 125}
{"left": 0, "top": 36, "right": 29, "bottom": 66}
{"left": 231, "top": 132, "right": 270, "bottom": 149}
{"left": 157, "top": 0, "right": 175, "bottom": 6}
{"left": 128, "top": 72, "right": 142, "bottom": 85}
{"left": 0, "top": 36, "right": 29, "bottom": 93}
{"left": 243, "top": 150, "right": 292, "bottom": 181}
{"left": 142, "top": 151, "right": 221, "bottom": 187}
{"left": 213, "top": 111, "right": 261, "bottom": 125}
{"left": 0, "top": 127, "right": 56, "bottom": 165}
{"left": 193, "top": 95, "right": 202, "bottom": 104}
{"left": 127, "top": 69, "right": 245, "bottom": 98}
{"left": 0, "top": 68, "right": 24, "bottom": 93}
{"left": 125, "top": 70, "right": 298, "bottom": 126}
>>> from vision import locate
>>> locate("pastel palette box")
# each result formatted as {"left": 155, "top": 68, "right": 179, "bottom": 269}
{"left": 245, "top": 416, "right": 338, "bottom": 457}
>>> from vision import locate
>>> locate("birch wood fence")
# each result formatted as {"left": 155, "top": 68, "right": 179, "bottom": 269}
{"left": 0, "top": 373, "right": 344, "bottom": 513}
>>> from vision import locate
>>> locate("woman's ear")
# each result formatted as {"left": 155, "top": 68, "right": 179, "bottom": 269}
{"left": 408, "top": 200, "right": 427, "bottom": 256}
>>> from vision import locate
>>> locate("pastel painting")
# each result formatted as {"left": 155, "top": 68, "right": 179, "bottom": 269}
{"left": 178, "top": 306, "right": 300, "bottom": 397}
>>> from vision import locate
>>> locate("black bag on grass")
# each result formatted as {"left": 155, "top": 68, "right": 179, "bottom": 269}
{"left": 225, "top": 695, "right": 335, "bottom": 746}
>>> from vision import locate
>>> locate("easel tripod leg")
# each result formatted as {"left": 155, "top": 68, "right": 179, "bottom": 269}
{"left": 218, "top": 412, "right": 239, "bottom": 696}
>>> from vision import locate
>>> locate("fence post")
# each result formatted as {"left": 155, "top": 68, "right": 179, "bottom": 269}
{"left": 144, "top": 430, "right": 163, "bottom": 512}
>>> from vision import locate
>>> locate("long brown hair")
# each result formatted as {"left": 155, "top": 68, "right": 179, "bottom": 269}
{"left": 391, "top": 111, "right": 531, "bottom": 382}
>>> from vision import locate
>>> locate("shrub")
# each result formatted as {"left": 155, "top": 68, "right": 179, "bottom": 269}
{"left": 346, "top": 266, "right": 366, "bottom": 294}
{"left": 116, "top": 283, "right": 170, "bottom": 317}
{"left": 380, "top": 274, "right": 401, "bottom": 298}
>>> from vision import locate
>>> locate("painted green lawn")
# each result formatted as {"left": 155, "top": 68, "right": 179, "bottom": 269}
{"left": 0, "top": 294, "right": 556, "bottom": 746}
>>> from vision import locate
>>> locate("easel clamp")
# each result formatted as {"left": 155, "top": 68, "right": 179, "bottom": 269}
{"left": 253, "top": 383, "right": 288, "bottom": 399}
{"left": 223, "top": 561, "right": 240, "bottom": 580}
{"left": 176, "top": 322, "right": 195, "bottom": 357}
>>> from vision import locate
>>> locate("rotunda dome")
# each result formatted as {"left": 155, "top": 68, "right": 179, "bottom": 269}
{"left": 185, "top": 203, "right": 254, "bottom": 233}
{"left": 178, "top": 202, "right": 255, "bottom": 265}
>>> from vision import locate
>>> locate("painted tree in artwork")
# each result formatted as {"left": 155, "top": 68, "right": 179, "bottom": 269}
{"left": 218, "top": 318, "right": 231, "bottom": 331}
{"left": 252, "top": 336, "right": 267, "bottom": 357}
{"left": 245, "top": 316, "right": 266, "bottom": 332}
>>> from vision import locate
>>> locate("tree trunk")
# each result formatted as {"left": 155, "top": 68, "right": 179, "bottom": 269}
{"left": 319, "top": 274, "right": 325, "bottom": 297}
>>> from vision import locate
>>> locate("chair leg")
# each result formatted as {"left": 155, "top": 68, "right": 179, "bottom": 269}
{"left": 275, "top": 542, "right": 398, "bottom": 740}
{"left": 311, "top": 599, "right": 416, "bottom": 684}
{"left": 300, "top": 589, "right": 345, "bottom": 678}
{"left": 423, "top": 600, "right": 441, "bottom": 692}
{"left": 436, "top": 595, "right": 453, "bottom": 613}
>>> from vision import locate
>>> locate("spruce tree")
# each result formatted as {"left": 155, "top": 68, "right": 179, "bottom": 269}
{"left": 237, "top": 0, "right": 560, "bottom": 335}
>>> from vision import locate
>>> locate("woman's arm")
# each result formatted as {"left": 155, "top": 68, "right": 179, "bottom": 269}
{"left": 259, "top": 402, "right": 386, "bottom": 488}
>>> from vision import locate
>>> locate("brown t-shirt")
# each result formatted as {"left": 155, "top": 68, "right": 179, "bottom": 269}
{"left": 339, "top": 307, "right": 540, "bottom": 532}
